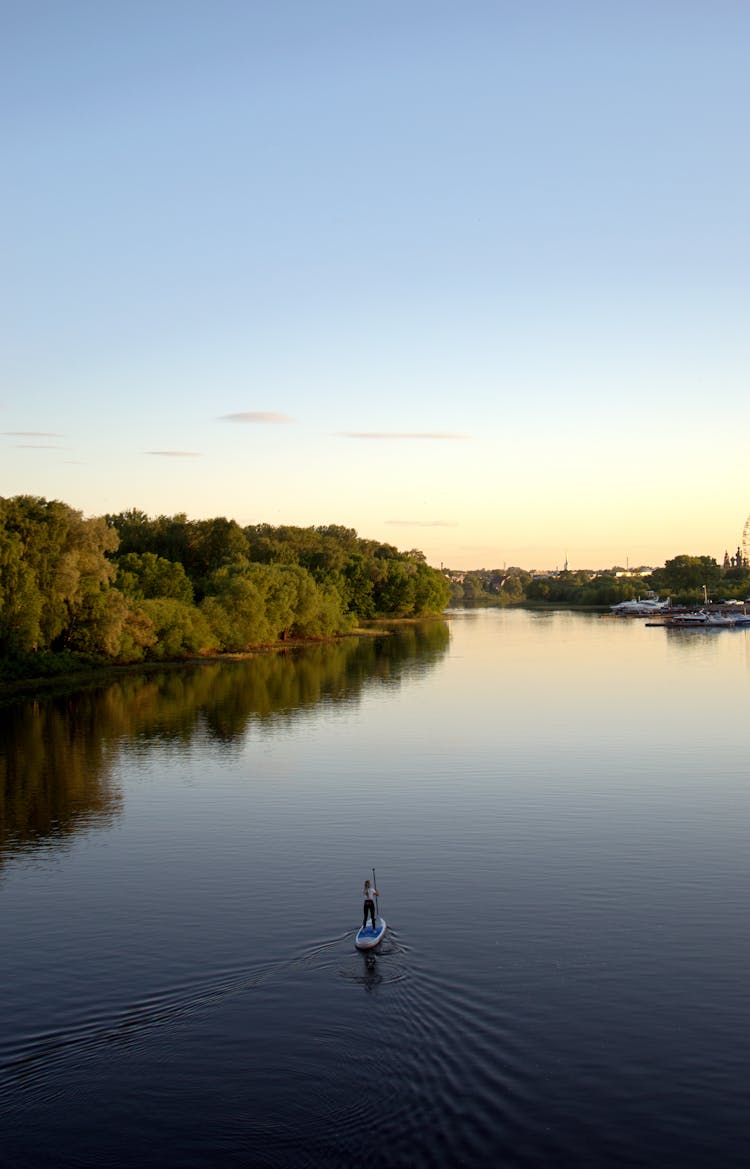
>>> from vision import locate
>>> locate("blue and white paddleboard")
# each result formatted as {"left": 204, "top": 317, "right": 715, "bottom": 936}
{"left": 355, "top": 915, "right": 386, "bottom": 950}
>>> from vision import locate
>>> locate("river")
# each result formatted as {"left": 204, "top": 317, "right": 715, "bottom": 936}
{"left": 0, "top": 610, "right": 747, "bottom": 1168}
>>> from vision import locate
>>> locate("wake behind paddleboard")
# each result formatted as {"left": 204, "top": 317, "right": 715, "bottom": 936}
{"left": 355, "top": 915, "right": 386, "bottom": 950}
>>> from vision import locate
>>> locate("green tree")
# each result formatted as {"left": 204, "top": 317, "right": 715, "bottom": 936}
{"left": 255, "top": 565, "right": 302, "bottom": 638}
{"left": 117, "top": 605, "right": 158, "bottom": 661}
{"left": 341, "top": 553, "right": 376, "bottom": 617}
{"left": 0, "top": 518, "right": 42, "bottom": 652}
{"left": 0, "top": 497, "right": 118, "bottom": 651}
{"left": 374, "top": 559, "right": 418, "bottom": 616}
{"left": 244, "top": 524, "right": 298, "bottom": 565}
{"left": 105, "top": 508, "right": 153, "bottom": 554}
{"left": 115, "top": 552, "right": 194, "bottom": 603}
{"left": 139, "top": 598, "right": 213, "bottom": 659}
{"left": 201, "top": 565, "right": 270, "bottom": 650}
{"left": 185, "top": 518, "right": 248, "bottom": 592}
{"left": 501, "top": 574, "right": 525, "bottom": 602}
{"left": 65, "top": 587, "right": 130, "bottom": 657}
{"left": 649, "top": 555, "right": 722, "bottom": 598}
{"left": 1, "top": 496, "right": 80, "bottom": 646}
{"left": 525, "top": 578, "right": 551, "bottom": 601}
{"left": 461, "top": 574, "right": 485, "bottom": 601}
{"left": 280, "top": 566, "right": 353, "bottom": 637}
{"left": 412, "top": 561, "right": 452, "bottom": 614}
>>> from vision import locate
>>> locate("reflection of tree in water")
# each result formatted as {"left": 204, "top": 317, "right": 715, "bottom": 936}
{"left": 367, "top": 620, "right": 451, "bottom": 685}
{"left": 0, "top": 695, "right": 124, "bottom": 862}
{"left": 0, "top": 621, "right": 449, "bottom": 860}
{"left": 201, "top": 620, "right": 450, "bottom": 740}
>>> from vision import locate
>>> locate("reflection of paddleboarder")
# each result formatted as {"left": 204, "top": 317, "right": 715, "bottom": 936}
{"left": 363, "top": 952, "right": 379, "bottom": 986}
{"left": 362, "top": 878, "right": 379, "bottom": 929}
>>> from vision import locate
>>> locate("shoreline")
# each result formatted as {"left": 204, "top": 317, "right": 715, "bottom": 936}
{"left": 0, "top": 617, "right": 443, "bottom": 702}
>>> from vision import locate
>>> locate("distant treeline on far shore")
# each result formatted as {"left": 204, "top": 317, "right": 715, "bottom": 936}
{"left": 447, "top": 554, "right": 750, "bottom": 608}
{"left": 0, "top": 496, "right": 451, "bottom": 680}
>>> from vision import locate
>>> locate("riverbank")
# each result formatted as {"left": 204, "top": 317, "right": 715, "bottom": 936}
{"left": 0, "top": 642, "right": 333, "bottom": 703}
{"left": 0, "top": 618, "right": 439, "bottom": 703}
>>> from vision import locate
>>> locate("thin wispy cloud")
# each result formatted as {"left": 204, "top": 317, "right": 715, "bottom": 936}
{"left": 146, "top": 450, "right": 203, "bottom": 457}
{"left": 14, "top": 443, "right": 66, "bottom": 449}
{"left": 338, "top": 432, "right": 471, "bottom": 440}
{"left": 385, "top": 520, "right": 459, "bottom": 527}
{"left": 4, "top": 430, "right": 64, "bottom": 437}
{"left": 220, "top": 412, "right": 294, "bottom": 424}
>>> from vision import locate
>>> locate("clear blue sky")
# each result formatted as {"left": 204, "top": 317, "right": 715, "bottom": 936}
{"left": 3, "top": 1, "right": 749, "bottom": 569}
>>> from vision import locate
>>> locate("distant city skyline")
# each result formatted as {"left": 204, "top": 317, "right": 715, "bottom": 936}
{"left": 3, "top": 2, "right": 749, "bottom": 571}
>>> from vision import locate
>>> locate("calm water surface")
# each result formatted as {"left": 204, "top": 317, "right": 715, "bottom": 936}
{"left": 1, "top": 611, "right": 748, "bottom": 1168}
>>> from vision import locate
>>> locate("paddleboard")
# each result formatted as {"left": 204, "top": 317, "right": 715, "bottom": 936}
{"left": 355, "top": 915, "right": 386, "bottom": 950}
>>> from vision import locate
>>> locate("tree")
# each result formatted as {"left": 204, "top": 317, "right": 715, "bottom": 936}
{"left": 501, "top": 574, "right": 524, "bottom": 602}
{"left": 0, "top": 518, "right": 42, "bottom": 652}
{"left": 139, "top": 598, "right": 213, "bottom": 659}
{"left": 1, "top": 497, "right": 450, "bottom": 669}
{"left": 374, "top": 559, "right": 418, "bottom": 616}
{"left": 0, "top": 496, "right": 118, "bottom": 651}
{"left": 65, "top": 587, "right": 130, "bottom": 656}
{"left": 412, "top": 561, "right": 452, "bottom": 614}
{"left": 105, "top": 508, "right": 152, "bottom": 554}
{"left": 117, "top": 605, "right": 158, "bottom": 661}
{"left": 461, "top": 574, "right": 485, "bottom": 601}
{"left": 57, "top": 514, "right": 119, "bottom": 648}
{"left": 649, "top": 555, "right": 722, "bottom": 597}
{"left": 281, "top": 566, "right": 352, "bottom": 637}
{"left": 115, "top": 552, "right": 193, "bottom": 604}
{"left": 341, "top": 553, "right": 376, "bottom": 617}
{"left": 184, "top": 518, "right": 248, "bottom": 591}
{"left": 201, "top": 565, "right": 270, "bottom": 650}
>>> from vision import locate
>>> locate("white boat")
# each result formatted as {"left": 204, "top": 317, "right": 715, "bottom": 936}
{"left": 611, "top": 594, "right": 671, "bottom": 616}
{"left": 664, "top": 610, "right": 737, "bottom": 629}
{"left": 719, "top": 602, "right": 750, "bottom": 625}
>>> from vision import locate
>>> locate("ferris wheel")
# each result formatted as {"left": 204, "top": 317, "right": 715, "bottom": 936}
{"left": 743, "top": 515, "right": 750, "bottom": 567}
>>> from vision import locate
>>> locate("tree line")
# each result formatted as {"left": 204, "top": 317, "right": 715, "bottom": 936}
{"left": 0, "top": 496, "right": 451, "bottom": 675}
{"left": 448, "top": 554, "right": 750, "bottom": 607}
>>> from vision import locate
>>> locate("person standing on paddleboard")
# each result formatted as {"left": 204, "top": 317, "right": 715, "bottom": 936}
{"left": 362, "top": 878, "right": 379, "bottom": 929}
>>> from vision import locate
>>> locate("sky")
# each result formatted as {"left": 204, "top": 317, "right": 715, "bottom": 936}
{"left": 2, "top": 1, "right": 749, "bottom": 571}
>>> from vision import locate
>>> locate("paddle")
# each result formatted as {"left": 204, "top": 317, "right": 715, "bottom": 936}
{"left": 372, "top": 866, "right": 379, "bottom": 922}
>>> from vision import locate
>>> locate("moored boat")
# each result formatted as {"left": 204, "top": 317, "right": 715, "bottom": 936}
{"left": 663, "top": 610, "right": 737, "bottom": 629}
{"left": 610, "top": 593, "right": 671, "bottom": 617}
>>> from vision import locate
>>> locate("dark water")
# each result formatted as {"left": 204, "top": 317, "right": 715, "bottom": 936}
{"left": 1, "top": 612, "right": 748, "bottom": 1168}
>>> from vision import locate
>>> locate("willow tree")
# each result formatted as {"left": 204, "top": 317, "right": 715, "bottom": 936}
{"left": 0, "top": 496, "right": 120, "bottom": 654}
